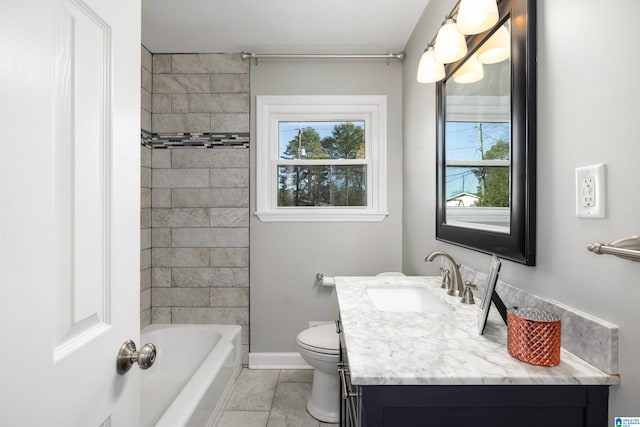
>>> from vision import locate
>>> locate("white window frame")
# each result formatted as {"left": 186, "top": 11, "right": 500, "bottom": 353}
{"left": 255, "top": 95, "right": 388, "bottom": 222}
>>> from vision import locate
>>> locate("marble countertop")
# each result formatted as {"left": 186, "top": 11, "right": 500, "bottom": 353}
{"left": 335, "top": 276, "right": 620, "bottom": 386}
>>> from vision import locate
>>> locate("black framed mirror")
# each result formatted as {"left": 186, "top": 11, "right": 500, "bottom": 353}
{"left": 436, "top": 0, "right": 536, "bottom": 265}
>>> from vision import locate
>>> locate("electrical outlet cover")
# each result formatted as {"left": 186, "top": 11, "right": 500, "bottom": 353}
{"left": 575, "top": 164, "right": 606, "bottom": 218}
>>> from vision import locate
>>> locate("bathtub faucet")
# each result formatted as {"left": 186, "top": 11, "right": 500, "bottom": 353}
{"left": 425, "top": 251, "right": 464, "bottom": 298}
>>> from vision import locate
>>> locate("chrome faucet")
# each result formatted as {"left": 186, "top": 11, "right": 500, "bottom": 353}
{"left": 425, "top": 251, "right": 464, "bottom": 298}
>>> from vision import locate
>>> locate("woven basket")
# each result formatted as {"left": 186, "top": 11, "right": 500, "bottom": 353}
{"left": 507, "top": 307, "right": 561, "bottom": 367}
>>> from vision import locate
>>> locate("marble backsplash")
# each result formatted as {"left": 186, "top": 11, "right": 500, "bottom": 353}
{"left": 459, "top": 265, "right": 619, "bottom": 375}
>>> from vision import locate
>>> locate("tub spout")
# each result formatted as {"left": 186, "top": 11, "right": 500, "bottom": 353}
{"left": 425, "top": 251, "right": 464, "bottom": 297}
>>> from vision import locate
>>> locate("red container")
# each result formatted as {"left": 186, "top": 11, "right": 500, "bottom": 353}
{"left": 507, "top": 307, "right": 561, "bottom": 367}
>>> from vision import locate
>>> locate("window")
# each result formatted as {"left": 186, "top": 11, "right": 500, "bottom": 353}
{"left": 256, "top": 95, "right": 387, "bottom": 222}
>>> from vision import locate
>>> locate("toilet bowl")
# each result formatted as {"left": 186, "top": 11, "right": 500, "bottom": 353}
{"left": 296, "top": 323, "right": 340, "bottom": 423}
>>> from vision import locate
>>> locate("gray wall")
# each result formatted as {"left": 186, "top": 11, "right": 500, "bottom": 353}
{"left": 403, "top": 0, "right": 640, "bottom": 421}
{"left": 250, "top": 60, "right": 403, "bottom": 352}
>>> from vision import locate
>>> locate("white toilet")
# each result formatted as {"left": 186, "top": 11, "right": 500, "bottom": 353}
{"left": 296, "top": 323, "right": 340, "bottom": 423}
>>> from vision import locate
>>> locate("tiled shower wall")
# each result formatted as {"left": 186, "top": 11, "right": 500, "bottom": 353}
{"left": 140, "top": 51, "right": 250, "bottom": 363}
{"left": 141, "top": 46, "right": 152, "bottom": 328}
{"left": 150, "top": 148, "right": 249, "bottom": 362}
{"left": 151, "top": 53, "right": 249, "bottom": 133}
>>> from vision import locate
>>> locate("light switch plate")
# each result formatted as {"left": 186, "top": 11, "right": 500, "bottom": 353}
{"left": 575, "top": 164, "right": 606, "bottom": 218}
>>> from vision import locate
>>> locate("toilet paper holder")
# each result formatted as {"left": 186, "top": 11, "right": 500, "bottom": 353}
{"left": 316, "top": 273, "right": 336, "bottom": 287}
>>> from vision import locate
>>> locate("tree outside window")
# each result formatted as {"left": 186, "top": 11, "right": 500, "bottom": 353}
{"left": 474, "top": 138, "right": 510, "bottom": 207}
{"left": 277, "top": 121, "right": 366, "bottom": 207}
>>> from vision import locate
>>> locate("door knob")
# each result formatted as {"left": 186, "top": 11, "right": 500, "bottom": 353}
{"left": 116, "top": 340, "right": 156, "bottom": 374}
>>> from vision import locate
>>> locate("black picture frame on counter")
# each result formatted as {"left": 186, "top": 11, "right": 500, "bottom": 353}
{"left": 478, "top": 255, "right": 505, "bottom": 334}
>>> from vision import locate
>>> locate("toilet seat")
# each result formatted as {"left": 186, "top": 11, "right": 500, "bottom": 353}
{"left": 296, "top": 324, "right": 339, "bottom": 355}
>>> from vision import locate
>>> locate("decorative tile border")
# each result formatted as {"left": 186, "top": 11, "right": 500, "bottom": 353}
{"left": 460, "top": 265, "right": 619, "bottom": 375}
{"left": 141, "top": 130, "right": 249, "bottom": 149}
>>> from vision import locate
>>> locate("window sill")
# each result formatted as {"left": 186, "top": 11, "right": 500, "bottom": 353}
{"left": 255, "top": 210, "right": 389, "bottom": 223}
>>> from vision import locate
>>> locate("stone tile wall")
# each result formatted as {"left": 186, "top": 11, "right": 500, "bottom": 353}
{"left": 141, "top": 46, "right": 152, "bottom": 132}
{"left": 141, "top": 145, "right": 152, "bottom": 328}
{"left": 150, "top": 148, "right": 250, "bottom": 362}
{"left": 141, "top": 46, "right": 153, "bottom": 328}
{"left": 140, "top": 52, "right": 250, "bottom": 362}
{"left": 151, "top": 53, "right": 249, "bottom": 133}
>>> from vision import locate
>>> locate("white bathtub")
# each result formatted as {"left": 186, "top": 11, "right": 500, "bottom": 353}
{"left": 140, "top": 324, "right": 242, "bottom": 427}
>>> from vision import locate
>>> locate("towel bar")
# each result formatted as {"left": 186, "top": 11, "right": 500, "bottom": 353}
{"left": 587, "top": 235, "right": 640, "bottom": 262}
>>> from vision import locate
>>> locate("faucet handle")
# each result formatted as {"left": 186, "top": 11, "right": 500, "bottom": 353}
{"left": 461, "top": 281, "right": 476, "bottom": 305}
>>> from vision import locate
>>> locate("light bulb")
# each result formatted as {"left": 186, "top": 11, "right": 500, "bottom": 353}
{"left": 453, "top": 53, "right": 484, "bottom": 84}
{"left": 468, "top": 13, "right": 490, "bottom": 27}
{"left": 457, "top": 0, "right": 499, "bottom": 35}
{"left": 417, "top": 46, "right": 445, "bottom": 83}
{"left": 434, "top": 19, "right": 467, "bottom": 64}
{"left": 478, "top": 25, "right": 510, "bottom": 64}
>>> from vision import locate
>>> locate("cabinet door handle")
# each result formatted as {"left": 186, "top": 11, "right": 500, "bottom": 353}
{"left": 339, "top": 366, "right": 349, "bottom": 399}
{"left": 339, "top": 366, "right": 360, "bottom": 399}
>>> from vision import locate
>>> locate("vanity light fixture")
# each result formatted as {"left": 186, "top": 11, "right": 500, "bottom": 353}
{"left": 453, "top": 53, "right": 484, "bottom": 83}
{"left": 434, "top": 18, "right": 468, "bottom": 64}
{"left": 417, "top": 45, "right": 446, "bottom": 83}
{"left": 477, "top": 25, "right": 510, "bottom": 64}
{"left": 456, "top": 0, "right": 499, "bottom": 35}
{"left": 416, "top": 0, "right": 503, "bottom": 84}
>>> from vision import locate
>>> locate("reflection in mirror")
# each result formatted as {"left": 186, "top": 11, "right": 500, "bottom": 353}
{"left": 445, "top": 20, "right": 511, "bottom": 233}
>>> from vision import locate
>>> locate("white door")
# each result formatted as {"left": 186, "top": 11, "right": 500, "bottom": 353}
{"left": 0, "top": 0, "right": 141, "bottom": 425}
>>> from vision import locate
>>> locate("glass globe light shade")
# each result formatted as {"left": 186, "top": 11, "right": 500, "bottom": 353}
{"left": 417, "top": 46, "right": 445, "bottom": 83}
{"left": 477, "top": 25, "right": 510, "bottom": 64}
{"left": 457, "top": 0, "right": 499, "bottom": 35}
{"left": 434, "top": 19, "right": 467, "bottom": 64}
{"left": 453, "top": 53, "right": 484, "bottom": 84}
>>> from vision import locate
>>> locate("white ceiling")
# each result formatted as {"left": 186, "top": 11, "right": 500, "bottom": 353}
{"left": 142, "top": 0, "right": 431, "bottom": 54}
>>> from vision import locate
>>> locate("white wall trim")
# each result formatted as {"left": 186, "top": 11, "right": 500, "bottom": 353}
{"left": 254, "top": 210, "right": 388, "bottom": 222}
{"left": 248, "top": 352, "right": 312, "bottom": 369}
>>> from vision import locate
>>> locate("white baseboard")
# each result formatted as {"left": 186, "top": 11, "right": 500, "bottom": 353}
{"left": 248, "top": 352, "right": 312, "bottom": 369}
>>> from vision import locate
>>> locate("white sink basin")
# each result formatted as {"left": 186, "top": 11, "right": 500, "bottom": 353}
{"left": 366, "top": 285, "right": 451, "bottom": 313}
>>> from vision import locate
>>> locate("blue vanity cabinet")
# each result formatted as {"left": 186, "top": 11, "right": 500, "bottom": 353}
{"left": 352, "top": 384, "right": 609, "bottom": 427}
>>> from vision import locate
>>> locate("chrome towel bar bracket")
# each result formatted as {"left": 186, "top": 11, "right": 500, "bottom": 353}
{"left": 587, "top": 235, "right": 640, "bottom": 262}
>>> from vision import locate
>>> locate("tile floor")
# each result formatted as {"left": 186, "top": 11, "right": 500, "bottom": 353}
{"left": 219, "top": 368, "right": 339, "bottom": 427}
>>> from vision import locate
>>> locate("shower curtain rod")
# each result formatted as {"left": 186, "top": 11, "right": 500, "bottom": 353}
{"left": 240, "top": 51, "right": 405, "bottom": 63}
